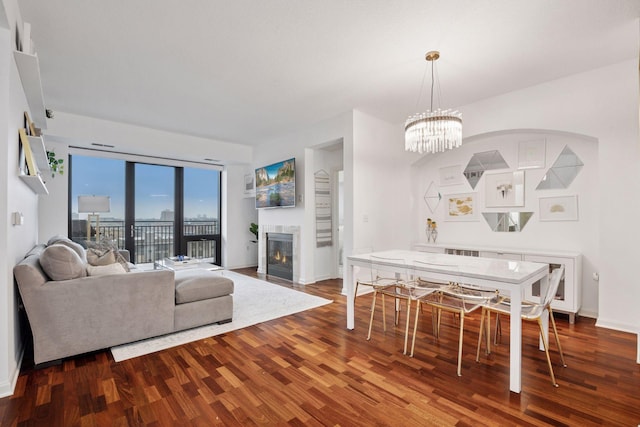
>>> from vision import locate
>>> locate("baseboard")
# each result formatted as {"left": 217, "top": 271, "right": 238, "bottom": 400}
{"left": 577, "top": 309, "right": 597, "bottom": 319}
{"left": 0, "top": 345, "right": 25, "bottom": 398}
{"left": 595, "top": 318, "right": 638, "bottom": 335}
{"left": 226, "top": 263, "right": 258, "bottom": 270}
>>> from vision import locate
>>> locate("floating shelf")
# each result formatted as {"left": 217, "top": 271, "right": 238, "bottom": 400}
{"left": 27, "top": 135, "right": 51, "bottom": 175}
{"left": 19, "top": 174, "right": 49, "bottom": 195}
{"left": 13, "top": 50, "right": 47, "bottom": 129}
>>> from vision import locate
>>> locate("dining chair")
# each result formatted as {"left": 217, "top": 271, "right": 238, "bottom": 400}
{"left": 372, "top": 262, "right": 442, "bottom": 354}
{"left": 410, "top": 261, "right": 498, "bottom": 376}
{"left": 475, "top": 266, "right": 567, "bottom": 387}
{"left": 365, "top": 255, "right": 415, "bottom": 351}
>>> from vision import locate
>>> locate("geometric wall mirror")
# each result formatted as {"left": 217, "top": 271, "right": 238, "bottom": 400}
{"left": 482, "top": 212, "right": 534, "bottom": 232}
{"left": 423, "top": 181, "right": 442, "bottom": 213}
{"left": 463, "top": 150, "right": 509, "bottom": 189}
{"left": 536, "top": 145, "right": 584, "bottom": 190}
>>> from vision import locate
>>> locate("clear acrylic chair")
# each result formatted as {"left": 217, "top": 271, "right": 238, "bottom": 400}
{"left": 476, "top": 266, "right": 567, "bottom": 387}
{"left": 411, "top": 261, "right": 498, "bottom": 376}
{"left": 365, "top": 255, "right": 415, "bottom": 352}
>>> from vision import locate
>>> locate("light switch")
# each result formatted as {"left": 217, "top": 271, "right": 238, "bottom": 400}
{"left": 12, "top": 212, "right": 24, "bottom": 226}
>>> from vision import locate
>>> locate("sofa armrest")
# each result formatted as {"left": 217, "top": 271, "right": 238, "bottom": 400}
{"left": 19, "top": 269, "right": 175, "bottom": 364}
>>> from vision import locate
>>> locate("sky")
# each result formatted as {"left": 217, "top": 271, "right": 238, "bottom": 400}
{"left": 71, "top": 155, "right": 220, "bottom": 220}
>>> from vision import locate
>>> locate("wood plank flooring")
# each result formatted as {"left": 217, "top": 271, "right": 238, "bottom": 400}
{"left": 1, "top": 268, "right": 639, "bottom": 426}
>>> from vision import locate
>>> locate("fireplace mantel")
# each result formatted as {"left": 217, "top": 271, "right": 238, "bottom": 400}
{"left": 258, "top": 225, "right": 300, "bottom": 282}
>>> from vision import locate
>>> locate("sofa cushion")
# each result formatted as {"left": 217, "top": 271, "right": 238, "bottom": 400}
{"left": 86, "top": 248, "right": 117, "bottom": 266}
{"left": 47, "top": 236, "right": 87, "bottom": 263}
{"left": 39, "top": 244, "right": 87, "bottom": 281}
{"left": 87, "top": 263, "right": 127, "bottom": 276}
{"left": 174, "top": 270, "right": 234, "bottom": 304}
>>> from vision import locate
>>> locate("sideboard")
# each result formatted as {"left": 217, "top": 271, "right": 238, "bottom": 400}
{"left": 413, "top": 243, "right": 582, "bottom": 323}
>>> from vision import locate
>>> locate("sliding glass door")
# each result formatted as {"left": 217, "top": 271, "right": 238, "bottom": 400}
{"left": 70, "top": 154, "right": 222, "bottom": 265}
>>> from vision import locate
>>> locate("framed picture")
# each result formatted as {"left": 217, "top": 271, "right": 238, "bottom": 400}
{"left": 484, "top": 171, "right": 525, "bottom": 207}
{"left": 244, "top": 173, "right": 255, "bottom": 197}
{"left": 439, "top": 165, "right": 464, "bottom": 186}
{"left": 539, "top": 195, "right": 578, "bottom": 221}
{"left": 444, "top": 193, "right": 478, "bottom": 221}
{"left": 518, "top": 138, "right": 546, "bottom": 170}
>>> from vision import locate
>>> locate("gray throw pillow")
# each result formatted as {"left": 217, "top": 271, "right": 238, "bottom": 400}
{"left": 86, "top": 248, "right": 117, "bottom": 266}
{"left": 48, "top": 238, "right": 87, "bottom": 263}
{"left": 39, "top": 244, "right": 87, "bottom": 281}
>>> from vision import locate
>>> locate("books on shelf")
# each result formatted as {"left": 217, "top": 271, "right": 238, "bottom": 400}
{"left": 19, "top": 128, "right": 38, "bottom": 176}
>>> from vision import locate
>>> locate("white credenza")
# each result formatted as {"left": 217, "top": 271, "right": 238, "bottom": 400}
{"left": 413, "top": 243, "right": 582, "bottom": 323}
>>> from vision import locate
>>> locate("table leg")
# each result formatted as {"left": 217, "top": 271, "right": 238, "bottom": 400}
{"left": 346, "top": 262, "right": 355, "bottom": 330}
{"left": 510, "top": 286, "right": 523, "bottom": 393}
{"left": 539, "top": 274, "right": 550, "bottom": 351}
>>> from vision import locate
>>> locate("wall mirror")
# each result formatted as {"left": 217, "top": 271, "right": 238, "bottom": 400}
{"left": 536, "top": 145, "right": 583, "bottom": 190}
{"left": 482, "top": 212, "right": 533, "bottom": 232}
{"left": 423, "top": 181, "right": 441, "bottom": 213}
{"left": 463, "top": 150, "right": 509, "bottom": 189}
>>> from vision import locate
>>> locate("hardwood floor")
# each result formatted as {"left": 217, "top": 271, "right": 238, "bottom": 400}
{"left": 1, "top": 268, "right": 639, "bottom": 426}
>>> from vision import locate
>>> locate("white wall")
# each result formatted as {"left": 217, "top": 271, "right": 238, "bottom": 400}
{"left": 410, "top": 130, "right": 599, "bottom": 316}
{"left": 1, "top": 0, "right": 44, "bottom": 396}
{"left": 457, "top": 59, "right": 639, "bottom": 333}
{"left": 255, "top": 111, "right": 354, "bottom": 284}
{"left": 222, "top": 164, "right": 258, "bottom": 269}
{"left": 351, "top": 110, "right": 416, "bottom": 254}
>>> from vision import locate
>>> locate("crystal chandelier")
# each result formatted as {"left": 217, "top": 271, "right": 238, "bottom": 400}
{"left": 405, "top": 51, "right": 462, "bottom": 154}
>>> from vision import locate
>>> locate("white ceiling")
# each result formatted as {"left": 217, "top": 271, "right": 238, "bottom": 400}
{"left": 17, "top": 0, "right": 640, "bottom": 147}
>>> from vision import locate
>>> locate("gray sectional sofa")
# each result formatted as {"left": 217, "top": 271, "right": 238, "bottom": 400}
{"left": 14, "top": 239, "right": 234, "bottom": 365}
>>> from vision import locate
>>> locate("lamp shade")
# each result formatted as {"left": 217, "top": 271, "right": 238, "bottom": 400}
{"left": 78, "top": 195, "right": 111, "bottom": 213}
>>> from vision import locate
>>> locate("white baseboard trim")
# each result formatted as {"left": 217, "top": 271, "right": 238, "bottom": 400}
{"left": 577, "top": 309, "right": 597, "bottom": 319}
{"left": 0, "top": 346, "right": 24, "bottom": 398}
{"left": 595, "top": 318, "right": 638, "bottom": 335}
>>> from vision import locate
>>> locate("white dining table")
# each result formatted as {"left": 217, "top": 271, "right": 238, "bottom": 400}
{"left": 345, "top": 249, "right": 549, "bottom": 393}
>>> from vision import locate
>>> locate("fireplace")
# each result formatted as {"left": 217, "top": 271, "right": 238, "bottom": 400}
{"left": 266, "top": 233, "right": 293, "bottom": 280}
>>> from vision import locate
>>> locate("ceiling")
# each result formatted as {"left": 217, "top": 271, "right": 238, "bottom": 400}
{"left": 17, "top": 0, "right": 640, "bottom": 147}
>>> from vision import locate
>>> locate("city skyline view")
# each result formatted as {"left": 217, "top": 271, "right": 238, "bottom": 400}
{"left": 71, "top": 155, "right": 220, "bottom": 221}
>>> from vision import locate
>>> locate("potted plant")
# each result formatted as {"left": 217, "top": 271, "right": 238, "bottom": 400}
{"left": 47, "top": 151, "right": 64, "bottom": 178}
{"left": 249, "top": 222, "right": 259, "bottom": 243}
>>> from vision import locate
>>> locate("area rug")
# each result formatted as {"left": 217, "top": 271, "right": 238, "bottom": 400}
{"left": 111, "top": 270, "right": 333, "bottom": 362}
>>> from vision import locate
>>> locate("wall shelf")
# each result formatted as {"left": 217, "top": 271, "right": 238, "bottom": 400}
{"left": 19, "top": 174, "right": 49, "bottom": 195}
{"left": 27, "top": 135, "right": 51, "bottom": 175}
{"left": 13, "top": 50, "right": 47, "bottom": 129}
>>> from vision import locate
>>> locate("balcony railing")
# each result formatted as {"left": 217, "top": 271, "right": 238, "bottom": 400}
{"left": 72, "top": 219, "right": 219, "bottom": 264}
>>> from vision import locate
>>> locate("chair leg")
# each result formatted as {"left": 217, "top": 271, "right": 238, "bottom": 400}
{"left": 410, "top": 302, "right": 421, "bottom": 357}
{"left": 537, "top": 319, "right": 559, "bottom": 387}
{"left": 476, "top": 308, "right": 486, "bottom": 362}
{"left": 381, "top": 293, "right": 387, "bottom": 332}
{"left": 549, "top": 308, "right": 567, "bottom": 367}
{"left": 367, "top": 290, "right": 378, "bottom": 340}
{"left": 403, "top": 299, "right": 412, "bottom": 355}
{"left": 494, "top": 313, "right": 502, "bottom": 345}
{"left": 457, "top": 312, "right": 464, "bottom": 376}
{"left": 354, "top": 282, "right": 359, "bottom": 304}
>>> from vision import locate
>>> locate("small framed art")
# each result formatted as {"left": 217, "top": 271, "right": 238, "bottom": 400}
{"left": 444, "top": 193, "right": 478, "bottom": 221}
{"left": 539, "top": 195, "right": 578, "bottom": 221}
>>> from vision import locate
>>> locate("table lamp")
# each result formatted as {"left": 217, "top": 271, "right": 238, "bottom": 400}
{"left": 78, "top": 195, "right": 111, "bottom": 241}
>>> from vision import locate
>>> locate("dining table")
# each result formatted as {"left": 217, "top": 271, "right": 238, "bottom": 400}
{"left": 345, "top": 249, "right": 549, "bottom": 393}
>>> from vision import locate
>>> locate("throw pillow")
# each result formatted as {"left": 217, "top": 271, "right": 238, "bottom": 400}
{"left": 39, "top": 244, "right": 87, "bottom": 281}
{"left": 86, "top": 248, "right": 117, "bottom": 266}
{"left": 48, "top": 237, "right": 87, "bottom": 263}
{"left": 86, "top": 263, "right": 127, "bottom": 276}
{"left": 86, "top": 238, "right": 130, "bottom": 272}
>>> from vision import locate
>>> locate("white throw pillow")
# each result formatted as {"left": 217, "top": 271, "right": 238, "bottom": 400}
{"left": 86, "top": 263, "right": 127, "bottom": 276}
